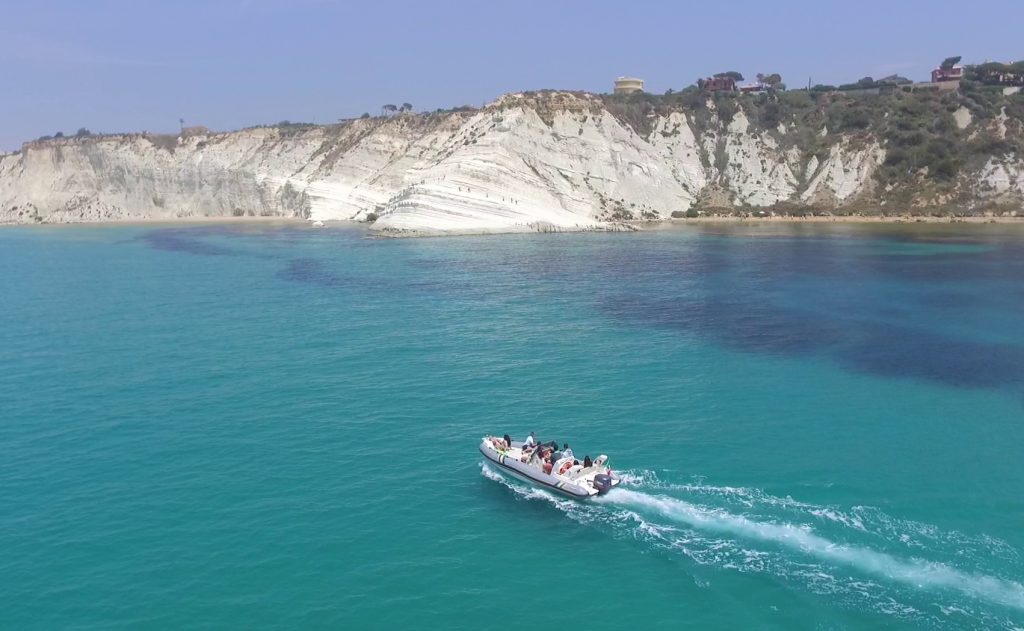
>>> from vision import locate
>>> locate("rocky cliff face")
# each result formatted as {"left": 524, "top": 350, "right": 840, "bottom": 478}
{"left": 2, "top": 91, "right": 1022, "bottom": 233}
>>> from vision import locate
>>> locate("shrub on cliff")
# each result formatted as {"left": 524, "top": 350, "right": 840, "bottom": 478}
{"left": 276, "top": 121, "right": 316, "bottom": 137}
{"left": 146, "top": 134, "right": 178, "bottom": 153}
{"left": 602, "top": 92, "right": 658, "bottom": 137}
{"left": 669, "top": 208, "right": 701, "bottom": 219}
{"left": 874, "top": 91, "right": 964, "bottom": 183}
{"left": 713, "top": 94, "right": 739, "bottom": 125}
{"left": 759, "top": 102, "right": 783, "bottom": 128}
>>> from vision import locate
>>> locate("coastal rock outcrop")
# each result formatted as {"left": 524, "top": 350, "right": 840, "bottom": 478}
{"left": 2, "top": 90, "right": 1022, "bottom": 232}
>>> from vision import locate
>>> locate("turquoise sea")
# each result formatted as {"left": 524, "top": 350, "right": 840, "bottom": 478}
{"left": 2, "top": 221, "right": 1024, "bottom": 630}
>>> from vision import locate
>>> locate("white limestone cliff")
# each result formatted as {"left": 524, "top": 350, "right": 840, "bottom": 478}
{"left": 722, "top": 111, "right": 800, "bottom": 205}
{"left": 801, "top": 140, "right": 886, "bottom": 204}
{"left": 0, "top": 92, "right": 1018, "bottom": 234}
{"left": 980, "top": 155, "right": 1024, "bottom": 197}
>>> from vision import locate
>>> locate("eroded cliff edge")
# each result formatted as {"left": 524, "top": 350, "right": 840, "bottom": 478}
{"left": 2, "top": 88, "right": 1022, "bottom": 234}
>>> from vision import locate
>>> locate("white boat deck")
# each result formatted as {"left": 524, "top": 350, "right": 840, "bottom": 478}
{"left": 482, "top": 436, "right": 611, "bottom": 487}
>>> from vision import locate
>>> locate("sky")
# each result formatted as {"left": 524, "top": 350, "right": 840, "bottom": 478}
{"left": 1, "top": 0, "right": 1021, "bottom": 150}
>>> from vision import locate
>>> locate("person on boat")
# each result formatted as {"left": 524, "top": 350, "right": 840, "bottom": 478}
{"left": 520, "top": 433, "right": 538, "bottom": 463}
{"left": 561, "top": 443, "right": 574, "bottom": 461}
{"left": 503, "top": 434, "right": 512, "bottom": 448}
{"left": 583, "top": 455, "right": 592, "bottom": 468}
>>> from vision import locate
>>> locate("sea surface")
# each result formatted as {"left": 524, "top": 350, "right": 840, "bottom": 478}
{"left": 2, "top": 221, "right": 1024, "bottom": 630}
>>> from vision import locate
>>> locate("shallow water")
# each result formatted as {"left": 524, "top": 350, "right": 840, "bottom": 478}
{"left": 2, "top": 222, "right": 1023, "bottom": 629}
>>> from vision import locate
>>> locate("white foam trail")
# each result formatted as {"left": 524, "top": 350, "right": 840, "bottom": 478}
{"left": 479, "top": 462, "right": 505, "bottom": 483}
{"left": 620, "top": 469, "right": 1019, "bottom": 563}
{"left": 602, "top": 489, "right": 1024, "bottom": 611}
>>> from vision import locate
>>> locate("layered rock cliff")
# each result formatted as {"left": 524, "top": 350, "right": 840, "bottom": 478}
{"left": 2, "top": 89, "right": 1022, "bottom": 233}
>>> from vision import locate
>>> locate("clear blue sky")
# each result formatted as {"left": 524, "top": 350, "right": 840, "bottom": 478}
{"left": 2, "top": 0, "right": 1021, "bottom": 150}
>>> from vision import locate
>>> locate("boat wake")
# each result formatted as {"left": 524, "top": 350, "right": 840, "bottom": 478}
{"left": 481, "top": 463, "right": 1024, "bottom": 629}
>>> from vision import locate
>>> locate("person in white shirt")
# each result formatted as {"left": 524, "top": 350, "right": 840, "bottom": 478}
{"left": 523, "top": 432, "right": 536, "bottom": 448}
{"left": 561, "top": 443, "right": 574, "bottom": 461}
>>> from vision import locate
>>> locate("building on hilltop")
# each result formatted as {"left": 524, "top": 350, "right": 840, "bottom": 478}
{"left": 931, "top": 65, "right": 964, "bottom": 83}
{"left": 697, "top": 76, "right": 737, "bottom": 92}
{"left": 613, "top": 77, "right": 645, "bottom": 94}
{"left": 738, "top": 82, "right": 767, "bottom": 93}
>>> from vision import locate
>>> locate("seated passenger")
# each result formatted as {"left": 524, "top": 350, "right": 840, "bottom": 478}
{"left": 583, "top": 455, "right": 592, "bottom": 468}
{"left": 561, "top": 443, "right": 574, "bottom": 461}
{"left": 503, "top": 434, "right": 512, "bottom": 448}
{"left": 523, "top": 432, "right": 537, "bottom": 448}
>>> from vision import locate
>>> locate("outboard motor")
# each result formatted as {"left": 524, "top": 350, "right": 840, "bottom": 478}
{"left": 593, "top": 473, "right": 614, "bottom": 495}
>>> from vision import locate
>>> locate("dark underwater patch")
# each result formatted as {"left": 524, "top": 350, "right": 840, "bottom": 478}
{"left": 278, "top": 258, "right": 353, "bottom": 287}
{"left": 140, "top": 227, "right": 238, "bottom": 256}
{"left": 598, "top": 231, "right": 1024, "bottom": 391}
{"left": 603, "top": 295, "right": 846, "bottom": 356}
{"left": 838, "top": 323, "right": 1024, "bottom": 389}
{"left": 603, "top": 292, "right": 1024, "bottom": 389}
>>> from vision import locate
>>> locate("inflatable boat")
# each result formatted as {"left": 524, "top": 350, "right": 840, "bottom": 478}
{"left": 479, "top": 435, "right": 621, "bottom": 499}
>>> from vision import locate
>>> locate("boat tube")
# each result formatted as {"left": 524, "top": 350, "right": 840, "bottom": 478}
{"left": 479, "top": 435, "right": 621, "bottom": 499}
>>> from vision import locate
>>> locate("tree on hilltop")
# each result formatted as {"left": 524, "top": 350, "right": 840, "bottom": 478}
{"left": 878, "top": 74, "right": 912, "bottom": 85}
{"left": 399, "top": 102, "right": 413, "bottom": 112}
{"left": 381, "top": 104, "right": 398, "bottom": 116}
{"left": 757, "top": 73, "right": 783, "bottom": 87}
{"left": 715, "top": 71, "right": 744, "bottom": 81}
{"left": 966, "top": 59, "right": 1024, "bottom": 85}
{"left": 940, "top": 56, "right": 962, "bottom": 70}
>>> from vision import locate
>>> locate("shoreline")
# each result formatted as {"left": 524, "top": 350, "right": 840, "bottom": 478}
{"left": 0, "top": 216, "right": 325, "bottom": 229}
{"left": 3, "top": 214, "right": 1024, "bottom": 235}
